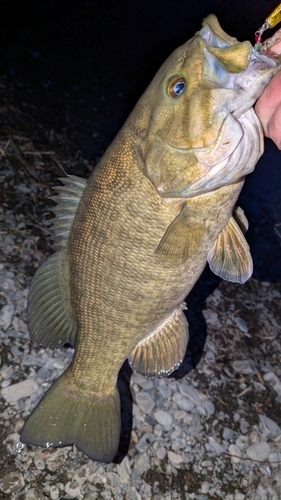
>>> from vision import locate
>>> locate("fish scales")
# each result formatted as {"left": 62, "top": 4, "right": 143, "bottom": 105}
{"left": 21, "top": 14, "right": 281, "bottom": 462}
{"left": 68, "top": 134, "right": 241, "bottom": 382}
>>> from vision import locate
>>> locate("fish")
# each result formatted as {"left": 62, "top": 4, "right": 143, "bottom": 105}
{"left": 21, "top": 14, "right": 281, "bottom": 463}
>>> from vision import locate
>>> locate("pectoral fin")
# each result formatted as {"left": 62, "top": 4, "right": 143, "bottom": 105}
{"left": 207, "top": 216, "right": 253, "bottom": 284}
{"left": 155, "top": 205, "right": 205, "bottom": 264}
{"left": 128, "top": 303, "right": 188, "bottom": 377}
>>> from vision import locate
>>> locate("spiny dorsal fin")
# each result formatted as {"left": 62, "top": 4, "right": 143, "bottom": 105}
{"left": 207, "top": 216, "right": 253, "bottom": 284}
{"left": 50, "top": 175, "right": 87, "bottom": 251}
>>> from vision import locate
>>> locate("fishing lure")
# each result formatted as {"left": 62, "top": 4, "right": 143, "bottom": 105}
{"left": 255, "top": 3, "right": 281, "bottom": 51}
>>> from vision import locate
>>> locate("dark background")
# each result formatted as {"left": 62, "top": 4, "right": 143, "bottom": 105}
{"left": 0, "top": 0, "right": 281, "bottom": 281}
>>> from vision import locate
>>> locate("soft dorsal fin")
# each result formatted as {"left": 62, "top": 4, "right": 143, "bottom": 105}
{"left": 50, "top": 175, "right": 87, "bottom": 251}
{"left": 28, "top": 252, "right": 77, "bottom": 347}
{"left": 207, "top": 215, "right": 253, "bottom": 284}
{"left": 28, "top": 175, "right": 87, "bottom": 348}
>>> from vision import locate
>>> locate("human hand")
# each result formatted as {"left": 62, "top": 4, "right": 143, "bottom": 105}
{"left": 255, "top": 41, "right": 281, "bottom": 149}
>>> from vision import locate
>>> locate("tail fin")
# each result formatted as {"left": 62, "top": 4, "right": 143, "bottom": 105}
{"left": 20, "top": 369, "right": 121, "bottom": 463}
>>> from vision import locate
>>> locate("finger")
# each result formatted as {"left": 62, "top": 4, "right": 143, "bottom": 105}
{"left": 268, "top": 40, "right": 281, "bottom": 55}
{"left": 267, "top": 102, "right": 281, "bottom": 149}
{"left": 255, "top": 71, "right": 281, "bottom": 134}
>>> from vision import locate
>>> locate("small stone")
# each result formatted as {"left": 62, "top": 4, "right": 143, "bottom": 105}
{"left": 0, "top": 471, "right": 24, "bottom": 494}
{"left": 228, "top": 444, "right": 242, "bottom": 463}
{"left": 154, "top": 410, "right": 173, "bottom": 427}
{"left": 234, "top": 493, "right": 245, "bottom": 500}
{"left": 154, "top": 424, "right": 163, "bottom": 437}
{"left": 135, "top": 391, "right": 155, "bottom": 414}
{"left": 201, "top": 481, "right": 211, "bottom": 494}
{"left": 172, "top": 392, "right": 195, "bottom": 412}
{"left": 178, "top": 384, "right": 202, "bottom": 406}
{"left": 134, "top": 452, "right": 150, "bottom": 473}
{"left": 50, "top": 485, "right": 60, "bottom": 500}
{"left": 223, "top": 428, "right": 234, "bottom": 441}
{"left": 235, "top": 435, "right": 248, "bottom": 450}
{"left": 168, "top": 450, "right": 182, "bottom": 464}
{"left": 116, "top": 456, "right": 131, "bottom": 483}
{"left": 157, "top": 384, "right": 172, "bottom": 398}
{"left": 135, "top": 433, "right": 155, "bottom": 453}
{"left": 156, "top": 446, "right": 166, "bottom": 459}
{"left": 259, "top": 414, "right": 281, "bottom": 439}
{"left": 246, "top": 441, "right": 271, "bottom": 461}
{"left": 234, "top": 317, "right": 248, "bottom": 333}
{"left": 240, "top": 419, "right": 249, "bottom": 434}
{"left": 133, "top": 373, "right": 154, "bottom": 389}
{"left": 34, "top": 457, "right": 45, "bottom": 470}
{"left": 1, "top": 378, "right": 12, "bottom": 388}
{"left": 202, "top": 400, "right": 215, "bottom": 415}
{"left": 65, "top": 480, "right": 81, "bottom": 497}
{"left": 2, "top": 379, "right": 39, "bottom": 402}
{"left": 232, "top": 359, "right": 255, "bottom": 375}
{"left": 263, "top": 372, "right": 281, "bottom": 398}
{"left": 269, "top": 452, "right": 281, "bottom": 467}
{"left": 205, "top": 350, "right": 215, "bottom": 363}
{"left": 0, "top": 303, "right": 15, "bottom": 330}
{"left": 25, "top": 489, "right": 45, "bottom": 500}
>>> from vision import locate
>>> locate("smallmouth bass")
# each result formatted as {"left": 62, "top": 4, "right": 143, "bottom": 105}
{"left": 21, "top": 15, "right": 281, "bottom": 462}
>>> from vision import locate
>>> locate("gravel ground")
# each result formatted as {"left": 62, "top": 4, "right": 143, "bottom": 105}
{"left": 1, "top": 100, "right": 281, "bottom": 500}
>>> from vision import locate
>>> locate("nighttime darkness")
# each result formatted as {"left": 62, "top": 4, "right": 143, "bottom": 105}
{"left": 0, "top": 1, "right": 281, "bottom": 498}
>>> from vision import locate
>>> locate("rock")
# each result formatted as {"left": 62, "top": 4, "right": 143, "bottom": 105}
{"left": 64, "top": 480, "right": 81, "bottom": 498}
{"left": 25, "top": 488, "right": 46, "bottom": 500}
{"left": 246, "top": 441, "right": 271, "bottom": 461}
{"left": 34, "top": 457, "right": 45, "bottom": 470}
{"left": 132, "top": 373, "right": 154, "bottom": 390}
{"left": 135, "top": 433, "right": 155, "bottom": 453}
{"left": 157, "top": 384, "right": 172, "bottom": 398}
{"left": 232, "top": 359, "right": 255, "bottom": 375}
{"left": 135, "top": 391, "right": 155, "bottom": 414}
{"left": 49, "top": 486, "right": 60, "bottom": 500}
{"left": 168, "top": 450, "right": 183, "bottom": 465}
{"left": 201, "top": 481, "right": 211, "bottom": 494}
{"left": 178, "top": 384, "right": 202, "bottom": 406}
{"left": 205, "top": 350, "right": 216, "bottom": 363}
{"left": 228, "top": 444, "right": 242, "bottom": 463}
{"left": 240, "top": 419, "right": 249, "bottom": 434}
{"left": 156, "top": 446, "right": 166, "bottom": 459}
{"left": 172, "top": 392, "right": 195, "bottom": 412}
{"left": 269, "top": 452, "right": 281, "bottom": 468}
{"left": 154, "top": 410, "right": 173, "bottom": 427}
{"left": 0, "top": 303, "right": 14, "bottom": 330}
{"left": 263, "top": 372, "right": 281, "bottom": 399}
{"left": 134, "top": 452, "right": 150, "bottom": 473}
{"left": 223, "top": 428, "right": 234, "bottom": 441}
{"left": 259, "top": 414, "right": 281, "bottom": 439}
{"left": 116, "top": 456, "right": 131, "bottom": 483}
{"left": 1, "top": 379, "right": 39, "bottom": 402}
{"left": 202, "top": 400, "right": 215, "bottom": 415}
{"left": 234, "top": 317, "right": 248, "bottom": 333}
{"left": 0, "top": 471, "right": 24, "bottom": 494}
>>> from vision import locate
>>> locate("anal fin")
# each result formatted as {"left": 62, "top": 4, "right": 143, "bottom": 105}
{"left": 207, "top": 215, "right": 253, "bottom": 284}
{"left": 128, "top": 303, "right": 188, "bottom": 377}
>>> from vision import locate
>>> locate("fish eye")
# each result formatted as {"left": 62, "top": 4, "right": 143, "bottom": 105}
{"left": 167, "top": 77, "right": 185, "bottom": 98}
